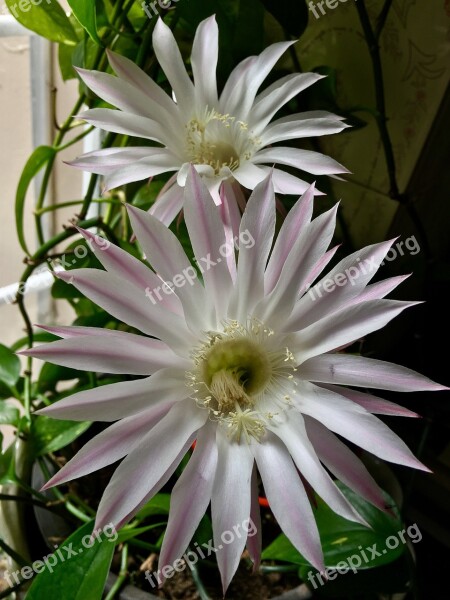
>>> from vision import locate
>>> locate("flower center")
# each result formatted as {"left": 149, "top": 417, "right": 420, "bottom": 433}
{"left": 187, "top": 319, "right": 298, "bottom": 443}
{"left": 185, "top": 109, "right": 261, "bottom": 176}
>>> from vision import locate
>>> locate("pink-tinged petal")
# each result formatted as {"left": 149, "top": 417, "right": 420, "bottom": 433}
{"left": 67, "top": 147, "right": 159, "bottom": 175}
{"left": 149, "top": 183, "right": 185, "bottom": 226}
{"left": 269, "top": 412, "right": 367, "bottom": 525}
{"left": 293, "top": 300, "right": 420, "bottom": 363}
{"left": 126, "top": 203, "right": 210, "bottom": 331}
{"left": 225, "top": 41, "right": 294, "bottom": 118}
{"left": 105, "top": 49, "right": 179, "bottom": 119}
{"left": 219, "top": 56, "right": 256, "bottom": 113}
{"left": 94, "top": 399, "right": 207, "bottom": 530}
{"left": 260, "top": 166, "right": 324, "bottom": 196}
{"left": 250, "top": 73, "right": 325, "bottom": 133}
{"left": 77, "top": 228, "right": 182, "bottom": 315}
{"left": 304, "top": 416, "right": 387, "bottom": 511}
{"left": 289, "top": 239, "right": 398, "bottom": 330}
{"left": 348, "top": 275, "right": 411, "bottom": 306}
{"left": 265, "top": 183, "right": 315, "bottom": 294}
{"left": 253, "top": 147, "right": 349, "bottom": 176}
{"left": 320, "top": 384, "right": 419, "bottom": 417}
{"left": 41, "top": 402, "right": 173, "bottom": 490}
{"left": 257, "top": 205, "right": 338, "bottom": 327}
{"left": 36, "top": 367, "right": 188, "bottom": 422}
{"left": 297, "top": 353, "right": 448, "bottom": 392}
{"left": 261, "top": 113, "right": 350, "bottom": 145}
{"left": 247, "top": 465, "right": 262, "bottom": 571}
{"left": 35, "top": 324, "right": 120, "bottom": 338}
{"left": 253, "top": 431, "right": 324, "bottom": 572}
{"left": 296, "top": 382, "right": 430, "bottom": 471}
{"left": 78, "top": 108, "right": 173, "bottom": 146}
{"left": 152, "top": 19, "right": 195, "bottom": 114}
{"left": 211, "top": 429, "right": 253, "bottom": 594}
{"left": 55, "top": 269, "right": 195, "bottom": 353}
{"left": 219, "top": 182, "right": 241, "bottom": 281}
{"left": 114, "top": 436, "right": 195, "bottom": 531}
{"left": 75, "top": 67, "right": 166, "bottom": 120}
{"left": 184, "top": 167, "right": 234, "bottom": 320}
{"left": 229, "top": 174, "right": 275, "bottom": 321}
{"left": 159, "top": 423, "right": 218, "bottom": 579}
{"left": 103, "top": 156, "right": 179, "bottom": 191}
{"left": 191, "top": 15, "right": 219, "bottom": 107}
{"left": 299, "top": 245, "right": 341, "bottom": 296}
{"left": 18, "top": 333, "right": 181, "bottom": 375}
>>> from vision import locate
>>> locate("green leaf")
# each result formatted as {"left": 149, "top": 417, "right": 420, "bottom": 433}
{"left": 5, "top": 0, "right": 78, "bottom": 45}
{"left": 67, "top": 0, "right": 102, "bottom": 45}
{"left": 30, "top": 415, "right": 91, "bottom": 457}
{"left": 262, "top": 482, "right": 405, "bottom": 569}
{"left": 135, "top": 493, "right": 171, "bottom": 520}
{"left": 0, "top": 443, "right": 17, "bottom": 485}
{"left": 58, "top": 43, "right": 77, "bottom": 81}
{"left": 0, "top": 403, "right": 20, "bottom": 426}
{"left": 15, "top": 146, "right": 55, "bottom": 255}
{"left": 260, "top": 0, "right": 309, "bottom": 37}
{"left": 0, "top": 344, "right": 21, "bottom": 388}
{"left": 116, "top": 523, "right": 167, "bottom": 544}
{"left": 25, "top": 520, "right": 115, "bottom": 600}
{"left": 38, "top": 362, "right": 88, "bottom": 393}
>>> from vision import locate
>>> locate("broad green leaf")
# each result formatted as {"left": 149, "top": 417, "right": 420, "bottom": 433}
{"left": 5, "top": 0, "right": 78, "bottom": 45}
{"left": 0, "top": 443, "right": 17, "bottom": 485}
{"left": 67, "top": 0, "right": 102, "bottom": 45}
{"left": 15, "top": 146, "right": 55, "bottom": 255}
{"left": 260, "top": 0, "right": 309, "bottom": 37}
{"left": 58, "top": 43, "right": 77, "bottom": 81}
{"left": 0, "top": 403, "right": 20, "bottom": 426}
{"left": 30, "top": 415, "right": 91, "bottom": 457}
{"left": 0, "top": 344, "right": 21, "bottom": 388}
{"left": 38, "top": 362, "right": 88, "bottom": 393}
{"left": 25, "top": 520, "right": 115, "bottom": 600}
{"left": 135, "top": 493, "right": 171, "bottom": 520}
{"left": 262, "top": 482, "right": 405, "bottom": 569}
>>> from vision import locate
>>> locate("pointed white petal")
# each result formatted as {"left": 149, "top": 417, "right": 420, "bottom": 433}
{"left": 191, "top": 15, "right": 219, "bottom": 107}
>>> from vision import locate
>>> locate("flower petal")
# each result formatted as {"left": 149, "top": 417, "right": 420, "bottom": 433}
{"left": 269, "top": 411, "right": 367, "bottom": 524}
{"left": 296, "top": 382, "right": 430, "bottom": 471}
{"left": 103, "top": 155, "right": 179, "bottom": 191}
{"left": 320, "top": 384, "right": 419, "bottom": 418}
{"left": 18, "top": 333, "right": 179, "bottom": 375}
{"left": 94, "top": 399, "right": 207, "bottom": 530}
{"left": 77, "top": 228, "right": 182, "bottom": 314}
{"left": 289, "top": 239, "right": 398, "bottom": 330}
{"left": 304, "top": 416, "right": 387, "bottom": 511}
{"left": 152, "top": 18, "right": 195, "bottom": 114}
{"left": 41, "top": 402, "right": 173, "bottom": 490}
{"left": 149, "top": 183, "right": 185, "bottom": 226}
{"left": 211, "top": 429, "right": 253, "bottom": 594}
{"left": 253, "top": 147, "right": 349, "bottom": 176}
{"left": 293, "top": 300, "right": 420, "bottom": 363}
{"left": 297, "top": 352, "right": 447, "bottom": 392}
{"left": 261, "top": 112, "right": 350, "bottom": 145}
{"left": 159, "top": 423, "right": 218, "bottom": 579}
{"left": 253, "top": 431, "right": 324, "bottom": 572}
{"left": 265, "top": 183, "right": 314, "bottom": 294}
{"left": 229, "top": 174, "right": 275, "bottom": 321}
{"left": 55, "top": 269, "right": 195, "bottom": 353}
{"left": 36, "top": 367, "right": 188, "bottom": 421}
{"left": 191, "top": 15, "right": 219, "bottom": 107}
{"left": 67, "top": 147, "right": 160, "bottom": 175}
{"left": 247, "top": 465, "right": 262, "bottom": 571}
{"left": 126, "top": 203, "right": 210, "bottom": 331}
{"left": 184, "top": 167, "right": 234, "bottom": 320}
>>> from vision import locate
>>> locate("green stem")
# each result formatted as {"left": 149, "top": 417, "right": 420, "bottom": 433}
{"left": 55, "top": 126, "right": 95, "bottom": 152}
{"left": 105, "top": 545, "right": 129, "bottom": 600}
{"left": 35, "top": 198, "right": 122, "bottom": 216}
{"left": 189, "top": 560, "right": 211, "bottom": 600}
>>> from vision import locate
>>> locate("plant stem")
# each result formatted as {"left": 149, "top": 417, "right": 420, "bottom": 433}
{"left": 189, "top": 560, "right": 211, "bottom": 600}
{"left": 105, "top": 545, "right": 129, "bottom": 600}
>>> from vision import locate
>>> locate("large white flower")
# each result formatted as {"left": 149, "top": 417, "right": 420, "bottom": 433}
{"left": 22, "top": 170, "right": 445, "bottom": 592}
{"left": 69, "top": 16, "right": 349, "bottom": 226}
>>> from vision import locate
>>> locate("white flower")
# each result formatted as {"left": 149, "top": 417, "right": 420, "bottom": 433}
{"left": 21, "top": 170, "right": 445, "bottom": 592}
{"left": 69, "top": 16, "right": 349, "bottom": 226}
